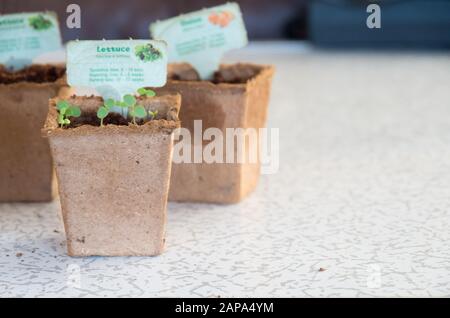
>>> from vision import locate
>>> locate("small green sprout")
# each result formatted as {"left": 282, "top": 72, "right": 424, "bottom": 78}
{"left": 97, "top": 98, "right": 115, "bottom": 126}
{"left": 148, "top": 109, "right": 158, "bottom": 120}
{"left": 137, "top": 87, "right": 156, "bottom": 97}
{"left": 96, "top": 89, "right": 159, "bottom": 126}
{"left": 56, "top": 100, "right": 81, "bottom": 128}
{"left": 123, "top": 94, "right": 147, "bottom": 125}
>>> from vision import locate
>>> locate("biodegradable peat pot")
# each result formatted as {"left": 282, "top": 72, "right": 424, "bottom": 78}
{"left": 156, "top": 63, "right": 274, "bottom": 204}
{"left": 42, "top": 94, "right": 181, "bottom": 256}
{"left": 0, "top": 64, "right": 67, "bottom": 202}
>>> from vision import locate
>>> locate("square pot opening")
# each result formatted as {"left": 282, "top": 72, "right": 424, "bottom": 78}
{"left": 44, "top": 94, "right": 181, "bottom": 132}
{"left": 0, "top": 64, "right": 66, "bottom": 85}
{"left": 168, "top": 62, "right": 271, "bottom": 85}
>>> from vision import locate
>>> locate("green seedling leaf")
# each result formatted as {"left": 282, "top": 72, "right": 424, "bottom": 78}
{"left": 56, "top": 100, "right": 69, "bottom": 111}
{"left": 56, "top": 100, "right": 81, "bottom": 128}
{"left": 105, "top": 98, "right": 115, "bottom": 109}
{"left": 134, "top": 105, "right": 147, "bottom": 118}
{"left": 137, "top": 87, "right": 156, "bottom": 97}
{"left": 66, "top": 106, "right": 81, "bottom": 117}
{"left": 137, "top": 87, "right": 147, "bottom": 95}
{"left": 97, "top": 107, "right": 109, "bottom": 119}
{"left": 71, "top": 107, "right": 81, "bottom": 117}
{"left": 123, "top": 94, "right": 136, "bottom": 107}
{"left": 145, "top": 89, "right": 156, "bottom": 97}
{"left": 64, "top": 108, "right": 73, "bottom": 116}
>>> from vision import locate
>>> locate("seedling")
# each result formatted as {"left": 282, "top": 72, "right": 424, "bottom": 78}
{"left": 96, "top": 89, "right": 159, "bottom": 126}
{"left": 96, "top": 98, "right": 115, "bottom": 126}
{"left": 137, "top": 87, "right": 156, "bottom": 97}
{"left": 56, "top": 100, "right": 81, "bottom": 128}
{"left": 96, "top": 95, "right": 146, "bottom": 126}
{"left": 124, "top": 94, "right": 147, "bottom": 125}
{"left": 149, "top": 110, "right": 158, "bottom": 119}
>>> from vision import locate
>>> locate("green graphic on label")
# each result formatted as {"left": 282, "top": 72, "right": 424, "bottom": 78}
{"left": 135, "top": 43, "right": 163, "bottom": 62}
{"left": 67, "top": 40, "right": 168, "bottom": 102}
{"left": 28, "top": 14, "right": 53, "bottom": 31}
{"left": 150, "top": 2, "right": 248, "bottom": 79}
{"left": 0, "top": 12, "right": 62, "bottom": 70}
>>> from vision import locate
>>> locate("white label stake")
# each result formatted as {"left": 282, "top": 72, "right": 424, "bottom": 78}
{"left": 150, "top": 2, "right": 248, "bottom": 80}
{"left": 66, "top": 39, "right": 168, "bottom": 109}
{"left": 0, "top": 12, "right": 62, "bottom": 71}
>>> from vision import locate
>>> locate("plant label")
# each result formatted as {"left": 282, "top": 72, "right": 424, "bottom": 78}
{"left": 150, "top": 2, "right": 248, "bottom": 80}
{"left": 0, "top": 12, "right": 63, "bottom": 71}
{"left": 67, "top": 40, "right": 168, "bottom": 102}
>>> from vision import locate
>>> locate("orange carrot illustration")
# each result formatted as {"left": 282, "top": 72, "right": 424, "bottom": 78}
{"left": 209, "top": 11, "right": 234, "bottom": 27}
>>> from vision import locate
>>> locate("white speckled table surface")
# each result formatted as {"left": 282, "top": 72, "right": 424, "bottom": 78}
{"left": 1, "top": 42, "right": 450, "bottom": 297}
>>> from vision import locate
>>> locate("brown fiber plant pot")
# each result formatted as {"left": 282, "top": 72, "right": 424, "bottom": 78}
{"left": 0, "top": 64, "right": 67, "bottom": 202}
{"left": 156, "top": 63, "right": 274, "bottom": 204}
{"left": 42, "top": 94, "right": 181, "bottom": 256}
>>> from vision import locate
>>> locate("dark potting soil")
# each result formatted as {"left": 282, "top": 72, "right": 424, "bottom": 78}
{"left": 68, "top": 112, "right": 130, "bottom": 128}
{"left": 168, "top": 64, "right": 262, "bottom": 84}
{"left": 0, "top": 65, "right": 66, "bottom": 84}
{"left": 211, "top": 68, "right": 258, "bottom": 84}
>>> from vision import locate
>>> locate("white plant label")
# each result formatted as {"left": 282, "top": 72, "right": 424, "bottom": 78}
{"left": 150, "top": 2, "right": 248, "bottom": 80}
{"left": 66, "top": 39, "right": 168, "bottom": 101}
{"left": 0, "top": 12, "right": 62, "bottom": 71}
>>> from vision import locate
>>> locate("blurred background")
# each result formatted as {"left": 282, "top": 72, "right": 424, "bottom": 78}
{"left": 1, "top": 0, "right": 450, "bottom": 48}
{"left": 2, "top": 0, "right": 450, "bottom": 298}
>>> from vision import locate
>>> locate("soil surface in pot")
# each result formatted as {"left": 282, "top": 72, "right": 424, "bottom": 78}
{"left": 0, "top": 64, "right": 66, "bottom": 85}
{"left": 45, "top": 95, "right": 181, "bottom": 131}
{"left": 68, "top": 112, "right": 130, "bottom": 128}
{"left": 168, "top": 63, "right": 265, "bottom": 84}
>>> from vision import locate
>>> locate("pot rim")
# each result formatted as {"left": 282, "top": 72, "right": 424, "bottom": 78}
{"left": 42, "top": 94, "right": 181, "bottom": 137}
{"left": 167, "top": 62, "right": 275, "bottom": 90}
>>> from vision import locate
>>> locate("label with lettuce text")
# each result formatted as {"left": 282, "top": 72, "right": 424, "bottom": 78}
{"left": 150, "top": 2, "right": 248, "bottom": 79}
{"left": 0, "top": 12, "right": 62, "bottom": 70}
{"left": 67, "top": 40, "right": 168, "bottom": 100}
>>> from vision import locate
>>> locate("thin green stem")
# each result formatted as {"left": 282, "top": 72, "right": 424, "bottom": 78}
{"left": 131, "top": 105, "right": 136, "bottom": 125}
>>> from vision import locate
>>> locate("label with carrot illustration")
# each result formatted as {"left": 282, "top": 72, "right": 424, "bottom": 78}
{"left": 150, "top": 2, "right": 248, "bottom": 79}
{"left": 208, "top": 10, "right": 235, "bottom": 28}
{"left": 0, "top": 12, "right": 62, "bottom": 71}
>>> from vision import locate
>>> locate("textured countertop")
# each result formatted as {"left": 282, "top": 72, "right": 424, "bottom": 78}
{"left": 1, "top": 42, "right": 450, "bottom": 297}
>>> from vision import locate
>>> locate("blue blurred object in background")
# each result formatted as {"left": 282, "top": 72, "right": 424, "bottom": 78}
{"left": 309, "top": 0, "right": 450, "bottom": 48}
